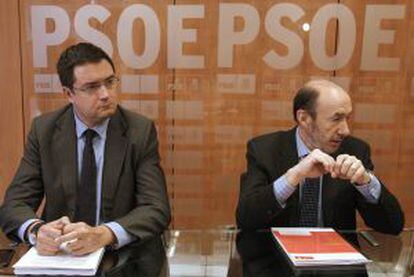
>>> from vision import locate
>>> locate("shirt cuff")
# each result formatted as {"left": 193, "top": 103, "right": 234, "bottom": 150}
{"left": 104, "top": 222, "right": 136, "bottom": 249}
{"left": 273, "top": 175, "right": 297, "bottom": 207}
{"left": 354, "top": 174, "right": 382, "bottom": 204}
{"left": 18, "top": 219, "right": 39, "bottom": 243}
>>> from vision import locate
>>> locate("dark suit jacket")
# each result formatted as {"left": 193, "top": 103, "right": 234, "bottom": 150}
{"left": 0, "top": 104, "right": 171, "bottom": 242}
{"left": 236, "top": 127, "right": 404, "bottom": 235}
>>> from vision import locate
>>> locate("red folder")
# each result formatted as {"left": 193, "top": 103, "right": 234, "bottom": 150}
{"left": 271, "top": 228, "right": 370, "bottom": 267}
{"left": 273, "top": 229, "right": 356, "bottom": 254}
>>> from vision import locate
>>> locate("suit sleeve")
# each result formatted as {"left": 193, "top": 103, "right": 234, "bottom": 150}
{"left": 356, "top": 143, "right": 404, "bottom": 235}
{"left": 115, "top": 122, "right": 171, "bottom": 240}
{"left": 0, "top": 119, "right": 44, "bottom": 241}
{"left": 236, "top": 140, "right": 289, "bottom": 229}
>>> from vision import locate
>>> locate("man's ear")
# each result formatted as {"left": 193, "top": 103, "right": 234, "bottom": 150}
{"left": 296, "top": 109, "right": 313, "bottom": 128}
{"left": 63, "top": 87, "right": 74, "bottom": 104}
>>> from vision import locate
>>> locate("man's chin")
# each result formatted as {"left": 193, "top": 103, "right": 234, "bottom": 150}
{"left": 323, "top": 143, "right": 341, "bottom": 154}
{"left": 101, "top": 105, "right": 117, "bottom": 115}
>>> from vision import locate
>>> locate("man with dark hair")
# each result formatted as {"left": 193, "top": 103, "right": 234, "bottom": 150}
{"left": 0, "top": 42, "right": 171, "bottom": 255}
{"left": 56, "top": 42, "right": 115, "bottom": 89}
{"left": 236, "top": 79, "right": 404, "bottom": 234}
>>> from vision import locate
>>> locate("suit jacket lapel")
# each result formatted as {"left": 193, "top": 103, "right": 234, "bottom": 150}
{"left": 54, "top": 106, "right": 78, "bottom": 218}
{"left": 101, "top": 108, "right": 128, "bottom": 218}
{"left": 321, "top": 174, "right": 338, "bottom": 226}
{"left": 277, "top": 127, "right": 300, "bottom": 225}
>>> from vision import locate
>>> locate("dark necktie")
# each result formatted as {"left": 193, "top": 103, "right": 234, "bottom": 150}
{"left": 75, "top": 129, "right": 97, "bottom": 226}
{"left": 298, "top": 177, "right": 320, "bottom": 227}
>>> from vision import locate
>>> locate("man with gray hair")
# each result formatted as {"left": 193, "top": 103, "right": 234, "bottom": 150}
{"left": 236, "top": 80, "right": 404, "bottom": 234}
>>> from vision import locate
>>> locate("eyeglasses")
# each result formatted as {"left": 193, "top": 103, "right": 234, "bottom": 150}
{"left": 71, "top": 76, "right": 119, "bottom": 95}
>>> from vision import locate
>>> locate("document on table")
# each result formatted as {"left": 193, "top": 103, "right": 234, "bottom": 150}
{"left": 13, "top": 247, "right": 104, "bottom": 276}
{"left": 272, "top": 228, "right": 371, "bottom": 267}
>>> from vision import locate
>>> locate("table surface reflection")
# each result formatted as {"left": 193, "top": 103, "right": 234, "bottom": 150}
{"left": 167, "top": 229, "right": 414, "bottom": 277}
{"left": 1, "top": 229, "right": 414, "bottom": 276}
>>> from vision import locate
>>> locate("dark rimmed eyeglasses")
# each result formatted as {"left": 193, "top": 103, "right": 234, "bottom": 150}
{"left": 71, "top": 76, "right": 119, "bottom": 95}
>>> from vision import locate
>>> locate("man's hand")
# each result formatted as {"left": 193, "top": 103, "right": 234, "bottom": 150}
{"left": 285, "top": 149, "right": 335, "bottom": 187}
{"left": 332, "top": 154, "right": 371, "bottom": 185}
{"left": 35, "top": 216, "right": 70, "bottom": 256}
{"left": 56, "top": 223, "right": 115, "bottom": 256}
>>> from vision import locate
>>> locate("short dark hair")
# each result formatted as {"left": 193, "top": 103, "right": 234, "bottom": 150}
{"left": 293, "top": 86, "right": 319, "bottom": 122}
{"left": 56, "top": 42, "right": 115, "bottom": 89}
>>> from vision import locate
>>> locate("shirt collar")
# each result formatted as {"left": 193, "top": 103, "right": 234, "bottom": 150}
{"left": 74, "top": 111, "right": 109, "bottom": 139}
{"left": 295, "top": 127, "right": 311, "bottom": 159}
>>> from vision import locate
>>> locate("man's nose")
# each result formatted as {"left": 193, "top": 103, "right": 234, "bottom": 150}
{"left": 97, "top": 84, "right": 110, "bottom": 99}
{"left": 339, "top": 120, "right": 350, "bottom": 136}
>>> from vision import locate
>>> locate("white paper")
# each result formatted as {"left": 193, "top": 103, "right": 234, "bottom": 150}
{"left": 13, "top": 247, "right": 104, "bottom": 276}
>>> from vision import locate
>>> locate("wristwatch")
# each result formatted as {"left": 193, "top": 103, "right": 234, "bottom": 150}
{"left": 27, "top": 221, "right": 45, "bottom": 246}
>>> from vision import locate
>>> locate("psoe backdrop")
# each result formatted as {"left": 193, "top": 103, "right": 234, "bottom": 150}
{"left": 1, "top": 0, "right": 413, "bottom": 228}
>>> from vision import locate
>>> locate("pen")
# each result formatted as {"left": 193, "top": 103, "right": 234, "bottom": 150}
{"left": 360, "top": 231, "right": 380, "bottom": 247}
